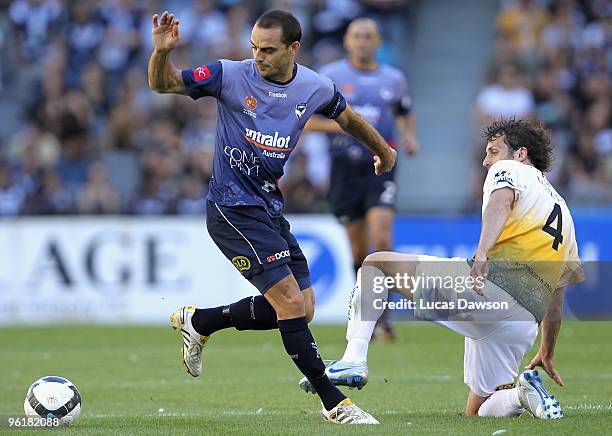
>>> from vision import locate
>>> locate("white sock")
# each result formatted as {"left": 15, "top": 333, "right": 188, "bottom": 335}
{"left": 341, "top": 267, "right": 388, "bottom": 364}
{"left": 478, "top": 388, "right": 524, "bottom": 417}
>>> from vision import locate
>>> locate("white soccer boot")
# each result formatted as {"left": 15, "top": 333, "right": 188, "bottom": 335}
{"left": 518, "top": 369, "right": 563, "bottom": 419}
{"left": 299, "top": 360, "right": 368, "bottom": 393}
{"left": 169, "top": 306, "right": 208, "bottom": 377}
{"left": 321, "top": 398, "right": 379, "bottom": 424}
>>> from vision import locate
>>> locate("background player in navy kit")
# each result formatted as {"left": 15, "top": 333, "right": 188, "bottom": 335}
{"left": 148, "top": 9, "right": 395, "bottom": 424}
{"left": 306, "top": 18, "right": 419, "bottom": 340}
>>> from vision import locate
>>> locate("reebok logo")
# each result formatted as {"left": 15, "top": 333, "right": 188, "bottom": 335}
{"left": 269, "top": 91, "right": 287, "bottom": 98}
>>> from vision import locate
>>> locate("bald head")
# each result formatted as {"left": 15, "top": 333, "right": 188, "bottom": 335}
{"left": 346, "top": 18, "right": 380, "bottom": 36}
{"left": 344, "top": 18, "right": 381, "bottom": 67}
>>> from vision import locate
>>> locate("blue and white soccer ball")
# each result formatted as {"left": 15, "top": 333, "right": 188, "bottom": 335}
{"left": 24, "top": 376, "right": 82, "bottom": 426}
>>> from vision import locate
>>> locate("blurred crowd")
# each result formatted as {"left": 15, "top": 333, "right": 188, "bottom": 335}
{"left": 474, "top": 0, "right": 612, "bottom": 206}
{"left": 0, "top": 0, "right": 409, "bottom": 216}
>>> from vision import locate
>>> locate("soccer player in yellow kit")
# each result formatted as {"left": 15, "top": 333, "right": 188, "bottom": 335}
{"left": 300, "top": 118, "right": 584, "bottom": 420}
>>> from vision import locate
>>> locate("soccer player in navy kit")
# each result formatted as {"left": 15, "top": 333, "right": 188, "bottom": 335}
{"left": 306, "top": 18, "right": 418, "bottom": 341}
{"left": 148, "top": 10, "right": 395, "bottom": 424}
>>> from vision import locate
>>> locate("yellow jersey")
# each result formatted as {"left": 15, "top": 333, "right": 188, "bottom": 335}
{"left": 482, "top": 160, "right": 584, "bottom": 320}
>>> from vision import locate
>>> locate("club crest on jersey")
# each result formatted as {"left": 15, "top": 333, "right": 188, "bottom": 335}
{"left": 243, "top": 96, "right": 258, "bottom": 118}
{"left": 244, "top": 96, "right": 257, "bottom": 111}
{"left": 295, "top": 103, "right": 307, "bottom": 120}
{"left": 193, "top": 65, "right": 211, "bottom": 81}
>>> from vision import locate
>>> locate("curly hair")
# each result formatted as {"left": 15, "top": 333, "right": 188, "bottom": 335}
{"left": 483, "top": 118, "right": 554, "bottom": 172}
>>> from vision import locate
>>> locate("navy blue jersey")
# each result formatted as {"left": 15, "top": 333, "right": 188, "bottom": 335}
{"left": 181, "top": 59, "right": 346, "bottom": 217}
{"left": 319, "top": 59, "right": 411, "bottom": 162}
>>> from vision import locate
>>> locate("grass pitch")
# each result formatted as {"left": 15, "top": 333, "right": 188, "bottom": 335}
{"left": 1, "top": 322, "right": 611, "bottom": 435}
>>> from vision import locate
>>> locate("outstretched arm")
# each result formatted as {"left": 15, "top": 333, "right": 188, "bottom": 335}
{"left": 148, "top": 11, "right": 186, "bottom": 95}
{"left": 527, "top": 287, "right": 565, "bottom": 386}
{"left": 334, "top": 104, "right": 396, "bottom": 175}
{"left": 304, "top": 116, "right": 343, "bottom": 134}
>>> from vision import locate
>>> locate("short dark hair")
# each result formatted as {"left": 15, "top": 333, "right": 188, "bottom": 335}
{"left": 255, "top": 9, "right": 302, "bottom": 46}
{"left": 484, "top": 118, "right": 554, "bottom": 172}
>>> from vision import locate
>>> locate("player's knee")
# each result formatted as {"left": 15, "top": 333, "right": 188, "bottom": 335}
{"left": 285, "top": 292, "right": 305, "bottom": 317}
{"left": 275, "top": 285, "right": 305, "bottom": 319}
{"left": 363, "top": 251, "right": 394, "bottom": 272}
{"left": 267, "top": 275, "right": 306, "bottom": 319}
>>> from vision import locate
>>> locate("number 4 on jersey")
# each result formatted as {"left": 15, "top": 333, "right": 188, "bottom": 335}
{"left": 542, "top": 203, "right": 563, "bottom": 250}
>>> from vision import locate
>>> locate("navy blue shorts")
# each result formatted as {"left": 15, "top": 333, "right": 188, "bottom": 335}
{"left": 328, "top": 160, "right": 396, "bottom": 224}
{"left": 206, "top": 200, "right": 311, "bottom": 293}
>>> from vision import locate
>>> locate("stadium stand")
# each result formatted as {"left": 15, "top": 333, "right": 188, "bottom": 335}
{"left": 0, "top": 0, "right": 609, "bottom": 216}
{"left": 473, "top": 0, "right": 611, "bottom": 208}
{"left": 0, "top": 0, "right": 411, "bottom": 215}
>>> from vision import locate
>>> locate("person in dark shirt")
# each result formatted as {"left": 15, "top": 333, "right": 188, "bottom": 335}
{"left": 148, "top": 9, "right": 396, "bottom": 424}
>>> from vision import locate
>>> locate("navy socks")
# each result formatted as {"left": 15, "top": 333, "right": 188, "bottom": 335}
{"left": 278, "top": 317, "right": 346, "bottom": 411}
